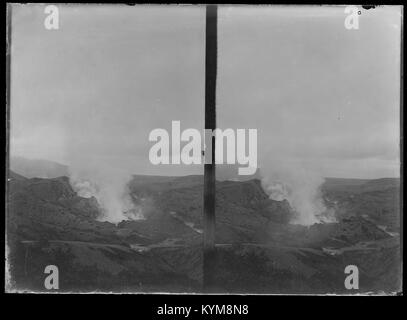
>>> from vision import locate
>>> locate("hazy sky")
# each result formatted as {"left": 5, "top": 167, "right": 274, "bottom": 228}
{"left": 10, "top": 4, "right": 401, "bottom": 178}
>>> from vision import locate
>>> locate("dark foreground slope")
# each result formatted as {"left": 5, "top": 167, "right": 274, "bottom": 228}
{"left": 6, "top": 172, "right": 401, "bottom": 293}
{"left": 129, "top": 175, "right": 401, "bottom": 293}
{"left": 6, "top": 172, "right": 202, "bottom": 292}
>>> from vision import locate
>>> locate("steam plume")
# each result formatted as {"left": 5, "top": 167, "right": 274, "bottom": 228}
{"left": 68, "top": 156, "right": 143, "bottom": 224}
{"left": 260, "top": 158, "right": 336, "bottom": 225}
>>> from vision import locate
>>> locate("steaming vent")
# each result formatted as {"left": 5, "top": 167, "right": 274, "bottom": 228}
{"left": 262, "top": 178, "right": 337, "bottom": 226}
{"left": 70, "top": 176, "right": 144, "bottom": 224}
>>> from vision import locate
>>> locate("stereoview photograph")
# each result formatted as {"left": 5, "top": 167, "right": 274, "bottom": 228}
{"left": 5, "top": 4, "right": 402, "bottom": 294}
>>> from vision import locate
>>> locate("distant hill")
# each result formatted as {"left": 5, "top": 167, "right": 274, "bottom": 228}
{"left": 216, "top": 164, "right": 261, "bottom": 181}
{"left": 324, "top": 177, "right": 400, "bottom": 191}
{"left": 8, "top": 170, "right": 27, "bottom": 181}
{"left": 9, "top": 156, "right": 69, "bottom": 179}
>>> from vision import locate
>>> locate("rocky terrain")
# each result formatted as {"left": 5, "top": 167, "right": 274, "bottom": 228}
{"left": 7, "top": 171, "right": 202, "bottom": 292}
{"left": 323, "top": 177, "right": 401, "bottom": 233}
{"left": 6, "top": 167, "right": 401, "bottom": 293}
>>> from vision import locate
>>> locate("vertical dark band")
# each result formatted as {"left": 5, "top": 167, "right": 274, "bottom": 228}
{"left": 204, "top": 4, "right": 217, "bottom": 250}
{"left": 203, "top": 4, "right": 217, "bottom": 291}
